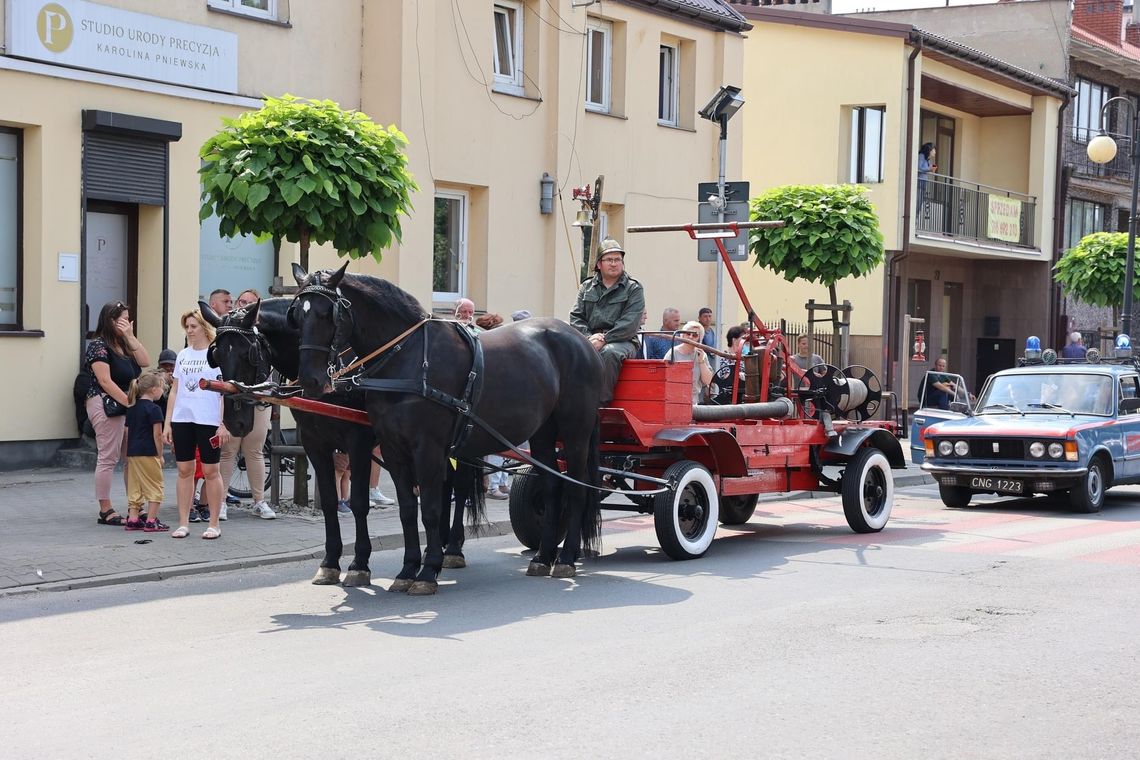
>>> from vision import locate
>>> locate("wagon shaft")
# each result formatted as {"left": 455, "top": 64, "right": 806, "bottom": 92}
{"left": 199, "top": 378, "right": 370, "bottom": 426}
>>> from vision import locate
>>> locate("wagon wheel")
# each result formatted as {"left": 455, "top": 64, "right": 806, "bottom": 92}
{"left": 227, "top": 433, "right": 297, "bottom": 500}
{"left": 840, "top": 447, "right": 893, "bottom": 533}
{"left": 718, "top": 493, "right": 759, "bottom": 526}
{"left": 653, "top": 461, "right": 719, "bottom": 560}
{"left": 508, "top": 466, "right": 568, "bottom": 550}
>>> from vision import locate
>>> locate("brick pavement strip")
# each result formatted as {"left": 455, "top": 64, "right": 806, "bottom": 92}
{"left": 0, "top": 456, "right": 931, "bottom": 597}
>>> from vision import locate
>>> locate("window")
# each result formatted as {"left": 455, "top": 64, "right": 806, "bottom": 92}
{"left": 585, "top": 18, "right": 612, "bottom": 113}
{"left": 1067, "top": 199, "right": 1105, "bottom": 249}
{"left": 493, "top": 2, "right": 524, "bottom": 96}
{"left": 849, "top": 106, "right": 886, "bottom": 184}
{"left": 433, "top": 192, "right": 467, "bottom": 300}
{"left": 1073, "top": 78, "right": 1113, "bottom": 143}
{"left": 658, "top": 44, "right": 678, "bottom": 126}
{"left": 207, "top": 0, "right": 277, "bottom": 20}
{"left": 0, "top": 129, "right": 20, "bottom": 329}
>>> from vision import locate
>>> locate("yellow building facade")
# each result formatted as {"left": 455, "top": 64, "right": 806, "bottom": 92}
{"left": 733, "top": 8, "right": 1069, "bottom": 406}
{"left": 0, "top": 0, "right": 750, "bottom": 466}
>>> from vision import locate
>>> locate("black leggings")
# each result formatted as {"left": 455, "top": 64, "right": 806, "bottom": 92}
{"left": 171, "top": 422, "right": 221, "bottom": 465}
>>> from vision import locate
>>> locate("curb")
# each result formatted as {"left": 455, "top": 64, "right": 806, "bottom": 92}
{"left": 0, "top": 472, "right": 933, "bottom": 598}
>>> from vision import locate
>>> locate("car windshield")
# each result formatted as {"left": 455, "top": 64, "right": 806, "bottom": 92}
{"left": 977, "top": 373, "right": 1115, "bottom": 415}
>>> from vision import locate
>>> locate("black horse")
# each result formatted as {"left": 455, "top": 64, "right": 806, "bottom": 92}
{"left": 201, "top": 297, "right": 485, "bottom": 585}
{"left": 291, "top": 263, "right": 604, "bottom": 594}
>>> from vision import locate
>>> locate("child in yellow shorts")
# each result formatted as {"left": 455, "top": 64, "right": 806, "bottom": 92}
{"left": 124, "top": 372, "right": 169, "bottom": 532}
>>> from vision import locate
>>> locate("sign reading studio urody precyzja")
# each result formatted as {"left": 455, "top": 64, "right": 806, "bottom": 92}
{"left": 5, "top": 0, "right": 238, "bottom": 93}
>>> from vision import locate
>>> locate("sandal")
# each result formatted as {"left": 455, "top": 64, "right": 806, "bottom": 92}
{"left": 202, "top": 526, "right": 221, "bottom": 540}
{"left": 171, "top": 526, "right": 190, "bottom": 539}
{"left": 97, "top": 509, "right": 125, "bottom": 526}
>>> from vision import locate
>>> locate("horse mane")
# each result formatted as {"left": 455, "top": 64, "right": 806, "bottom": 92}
{"left": 340, "top": 272, "right": 429, "bottom": 325}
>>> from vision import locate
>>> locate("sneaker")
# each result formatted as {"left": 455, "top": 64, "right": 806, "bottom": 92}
{"left": 188, "top": 508, "right": 202, "bottom": 523}
{"left": 497, "top": 484, "right": 511, "bottom": 496}
{"left": 225, "top": 494, "right": 240, "bottom": 505}
{"left": 143, "top": 519, "right": 170, "bottom": 533}
{"left": 219, "top": 504, "right": 228, "bottom": 521}
{"left": 369, "top": 487, "right": 395, "bottom": 508}
{"left": 251, "top": 501, "right": 277, "bottom": 520}
{"left": 337, "top": 499, "right": 352, "bottom": 516}
{"left": 124, "top": 518, "right": 145, "bottom": 531}
{"left": 487, "top": 489, "right": 508, "bottom": 500}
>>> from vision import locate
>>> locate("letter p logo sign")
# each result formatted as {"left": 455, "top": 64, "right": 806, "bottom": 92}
{"left": 37, "top": 3, "right": 73, "bottom": 53}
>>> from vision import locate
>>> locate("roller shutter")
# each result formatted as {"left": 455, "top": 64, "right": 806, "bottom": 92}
{"left": 83, "top": 132, "right": 168, "bottom": 206}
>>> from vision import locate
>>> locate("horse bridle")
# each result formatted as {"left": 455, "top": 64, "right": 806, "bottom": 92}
{"left": 209, "top": 322, "right": 274, "bottom": 388}
{"left": 290, "top": 280, "right": 355, "bottom": 375}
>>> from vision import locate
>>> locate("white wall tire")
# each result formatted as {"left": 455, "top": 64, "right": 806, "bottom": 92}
{"left": 653, "top": 461, "right": 719, "bottom": 560}
{"left": 841, "top": 448, "right": 893, "bottom": 533}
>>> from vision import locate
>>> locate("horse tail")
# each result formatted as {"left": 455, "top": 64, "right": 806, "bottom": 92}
{"left": 463, "top": 461, "right": 488, "bottom": 535}
{"left": 581, "top": 418, "right": 603, "bottom": 553}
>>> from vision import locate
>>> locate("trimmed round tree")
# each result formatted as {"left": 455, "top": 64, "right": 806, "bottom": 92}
{"left": 748, "top": 184, "right": 885, "bottom": 349}
{"left": 1053, "top": 232, "right": 1134, "bottom": 329}
{"left": 199, "top": 94, "right": 417, "bottom": 270}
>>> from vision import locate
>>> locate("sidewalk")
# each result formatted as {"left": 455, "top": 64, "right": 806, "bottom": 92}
{"left": 0, "top": 447, "right": 931, "bottom": 596}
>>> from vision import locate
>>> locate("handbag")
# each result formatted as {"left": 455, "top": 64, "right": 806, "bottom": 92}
{"left": 102, "top": 393, "right": 127, "bottom": 418}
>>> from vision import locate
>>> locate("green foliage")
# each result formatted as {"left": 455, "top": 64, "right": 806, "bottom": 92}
{"left": 199, "top": 94, "right": 417, "bottom": 262}
{"left": 1054, "top": 232, "right": 1139, "bottom": 310}
{"left": 747, "top": 184, "right": 884, "bottom": 286}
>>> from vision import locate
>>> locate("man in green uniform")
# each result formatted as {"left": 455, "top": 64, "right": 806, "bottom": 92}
{"left": 570, "top": 237, "right": 645, "bottom": 405}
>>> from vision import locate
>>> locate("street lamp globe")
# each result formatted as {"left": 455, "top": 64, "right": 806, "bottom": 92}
{"left": 1087, "top": 133, "right": 1119, "bottom": 164}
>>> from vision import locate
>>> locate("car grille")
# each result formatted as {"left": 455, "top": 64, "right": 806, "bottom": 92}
{"left": 968, "top": 439, "right": 1025, "bottom": 460}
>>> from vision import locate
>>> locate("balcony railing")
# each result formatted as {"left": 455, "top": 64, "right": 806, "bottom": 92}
{"left": 1065, "top": 134, "right": 1134, "bottom": 181}
{"left": 915, "top": 173, "right": 1037, "bottom": 249}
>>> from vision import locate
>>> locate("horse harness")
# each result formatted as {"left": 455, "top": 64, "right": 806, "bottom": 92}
{"left": 293, "top": 280, "right": 484, "bottom": 456}
{"left": 208, "top": 321, "right": 274, "bottom": 405}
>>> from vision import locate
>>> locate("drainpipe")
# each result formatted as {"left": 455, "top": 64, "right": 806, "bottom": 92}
{"left": 1049, "top": 95, "right": 1072, "bottom": 349}
{"left": 884, "top": 36, "right": 923, "bottom": 399}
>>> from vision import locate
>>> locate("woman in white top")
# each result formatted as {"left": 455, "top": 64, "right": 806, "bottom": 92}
{"left": 663, "top": 320, "right": 714, "bottom": 405}
{"left": 163, "top": 310, "right": 231, "bottom": 539}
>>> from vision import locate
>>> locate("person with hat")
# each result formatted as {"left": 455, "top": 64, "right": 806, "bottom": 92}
{"left": 569, "top": 237, "right": 645, "bottom": 405}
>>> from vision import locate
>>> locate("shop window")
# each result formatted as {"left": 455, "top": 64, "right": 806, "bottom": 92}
{"left": 0, "top": 129, "right": 21, "bottom": 330}
{"left": 1066, "top": 199, "right": 1105, "bottom": 250}
{"left": 433, "top": 191, "right": 468, "bottom": 301}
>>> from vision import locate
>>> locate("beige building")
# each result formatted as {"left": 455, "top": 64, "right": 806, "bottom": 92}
{"left": 729, "top": 7, "right": 1070, "bottom": 406}
{"left": 0, "top": 0, "right": 749, "bottom": 467}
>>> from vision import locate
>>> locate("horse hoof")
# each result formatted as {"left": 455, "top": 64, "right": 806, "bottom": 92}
{"left": 526, "top": 561, "right": 551, "bottom": 577}
{"left": 442, "top": 554, "right": 467, "bottom": 569}
{"left": 552, "top": 563, "right": 576, "bottom": 578}
{"left": 343, "top": 570, "right": 371, "bottom": 587}
{"left": 389, "top": 578, "right": 414, "bottom": 593}
{"left": 311, "top": 567, "right": 341, "bottom": 585}
{"left": 408, "top": 581, "right": 438, "bottom": 596}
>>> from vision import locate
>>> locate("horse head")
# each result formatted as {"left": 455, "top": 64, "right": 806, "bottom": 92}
{"left": 291, "top": 261, "right": 352, "bottom": 398}
{"left": 200, "top": 298, "right": 272, "bottom": 437}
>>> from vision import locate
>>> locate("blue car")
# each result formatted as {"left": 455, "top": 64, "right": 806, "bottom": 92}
{"left": 910, "top": 370, "right": 971, "bottom": 464}
{"left": 921, "top": 352, "right": 1140, "bottom": 513}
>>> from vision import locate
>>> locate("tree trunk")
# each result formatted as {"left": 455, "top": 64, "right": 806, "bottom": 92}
{"left": 299, "top": 227, "right": 311, "bottom": 273}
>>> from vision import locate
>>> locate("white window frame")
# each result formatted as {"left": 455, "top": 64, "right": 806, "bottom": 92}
{"left": 658, "top": 43, "right": 679, "bottom": 127}
{"left": 849, "top": 106, "right": 886, "bottom": 184}
{"left": 585, "top": 18, "right": 612, "bottom": 113}
{"left": 1073, "top": 77, "right": 1112, "bottom": 143}
{"left": 493, "top": 1, "right": 525, "bottom": 96}
{"left": 207, "top": 0, "right": 277, "bottom": 21}
{"left": 433, "top": 191, "right": 468, "bottom": 302}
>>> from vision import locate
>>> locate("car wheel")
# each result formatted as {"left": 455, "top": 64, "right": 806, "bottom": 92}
{"left": 653, "top": 461, "right": 719, "bottom": 560}
{"left": 938, "top": 484, "right": 972, "bottom": 508}
{"left": 1070, "top": 456, "right": 1108, "bottom": 514}
{"left": 508, "top": 467, "right": 568, "bottom": 550}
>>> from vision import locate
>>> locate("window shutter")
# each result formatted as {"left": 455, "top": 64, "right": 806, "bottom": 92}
{"left": 83, "top": 132, "right": 168, "bottom": 206}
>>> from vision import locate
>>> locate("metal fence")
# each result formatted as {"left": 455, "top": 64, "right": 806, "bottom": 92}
{"left": 915, "top": 173, "right": 1037, "bottom": 249}
{"left": 760, "top": 318, "right": 835, "bottom": 365}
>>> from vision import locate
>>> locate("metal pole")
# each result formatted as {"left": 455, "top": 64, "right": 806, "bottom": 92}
{"left": 715, "top": 115, "right": 728, "bottom": 354}
{"left": 1125, "top": 105, "right": 1140, "bottom": 337}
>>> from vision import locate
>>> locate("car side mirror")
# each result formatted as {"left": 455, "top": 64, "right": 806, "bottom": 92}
{"left": 1120, "top": 397, "right": 1140, "bottom": 414}
{"left": 949, "top": 401, "right": 972, "bottom": 416}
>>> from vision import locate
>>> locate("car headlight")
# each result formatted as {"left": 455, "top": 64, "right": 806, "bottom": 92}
{"left": 1048, "top": 442, "right": 1064, "bottom": 459}
{"left": 1029, "top": 441, "right": 1045, "bottom": 458}
{"left": 954, "top": 440, "right": 970, "bottom": 456}
{"left": 937, "top": 440, "right": 953, "bottom": 457}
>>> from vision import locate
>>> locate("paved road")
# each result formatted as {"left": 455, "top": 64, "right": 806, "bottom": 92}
{"left": 3, "top": 485, "right": 1139, "bottom": 758}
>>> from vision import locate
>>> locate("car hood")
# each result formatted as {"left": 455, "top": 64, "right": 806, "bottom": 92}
{"left": 925, "top": 413, "right": 1112, "bottom": 438}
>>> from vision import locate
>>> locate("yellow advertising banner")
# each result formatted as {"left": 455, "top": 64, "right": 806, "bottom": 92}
{"left": 987, "top": 195, "right": 1022, "bottom": 243}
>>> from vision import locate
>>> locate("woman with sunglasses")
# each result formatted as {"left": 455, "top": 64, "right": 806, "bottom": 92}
{"left": 84, "top": 301, "right": 151, "bottom": 526}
